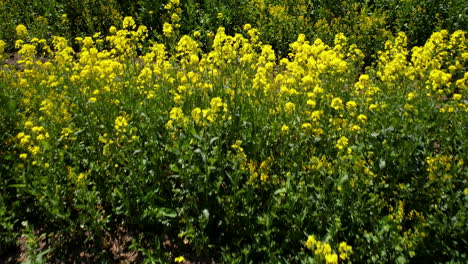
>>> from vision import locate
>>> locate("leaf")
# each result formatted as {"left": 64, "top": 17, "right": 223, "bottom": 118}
{"left": 274, "top": 188, "right": 286, "bottom": 195}
{"left": 397, "top": 255, "right": 407, "bottom": 264}
{"left": 210, "top": 137, "right": 219, "bottom": 144}
{"left": 170, "top": 164, "right": 179, "bottom": 173}
{"left": 379, "top": 159, "right": 386, "bottom": 169}
{"left": 9, "top": 184, "right": 27, "bottom": 189}
{"left": 159, "top": 207, "right": 177, "bottom": 218}
{"left": 339, "top": 174, "right": 349, "bottom": 184}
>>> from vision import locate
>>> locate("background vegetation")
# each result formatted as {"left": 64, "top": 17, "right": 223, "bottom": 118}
{"left": 1, "top": 0, "right": 467, "bottom": 59}
{"left": 0, "top": 0, "right": 467, "bottom": 263}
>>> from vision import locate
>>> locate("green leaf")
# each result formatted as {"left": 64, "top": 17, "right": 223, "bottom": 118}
{"left": 274, "top": 188, "right": 286, "bottom": 195}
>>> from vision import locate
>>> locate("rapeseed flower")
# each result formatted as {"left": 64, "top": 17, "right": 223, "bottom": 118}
{"left": 16, "top": 24, "right": 28, "bottom": 39}
{"left": 357, "top": 114, "right": 368, "bottom": 123}
{"left": 331, "top": 97, "right": 343, "bottom": 110}
{"left": 336, "top": 136, "right": 349, "bottom": 150}
{"left": 346, "top": 100, "right": 357, "bottom": 110}
{"left": 305, "top": 235, "right": 316, "bottom": 249}
{"left": 284, "top": 102, "right": 296, "bottom": 113}
{"left": 122, "top": 16, "right": 136, "bottom": 29}
{"left": 174, "top": 256, "right": 185, "bottom": 263}
{"left": 115, "top": 116, "right": 129, "bottom": 132}
{"left": 325, "top": 253, "right": 338, "bottom": 264}
{"left": 163, "top": 23, "right": 173, "bottom": 37}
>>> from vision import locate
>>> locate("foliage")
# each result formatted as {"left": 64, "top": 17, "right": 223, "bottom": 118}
{"left": 0, "top": 2, "right": 467, "bottom": 263}
{"left": 0, "top": 0, "right": 467, "bottom": 59}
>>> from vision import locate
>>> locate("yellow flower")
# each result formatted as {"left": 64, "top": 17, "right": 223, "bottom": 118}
{"left": 357, "top": 114, "right": 367, "bottom": 123}
{"left": 122, "top": 16, "right": 136, "bottom": 29}
{"left": 28, "top": 146, "right": 40, "bottom": 155}
{"left": 331, "top": 97, "right": 343, "bottom": 110}
{"left": 163, "top": 23, "right": 173, "bottom": 37}
{"left": 284, "top": 102, "right": 296, "bottom": 113}
{"left": 24, "top": 121, "right": 34, "bottom": 128}
{"left": 281, "top": 125, "right": 290, "bottom": 134}
{"left": 0, "top": 40, "right": 6, "bottom": 58}
{"left": 19, "top": 153, "right": 28, "bottom": 159}
{"left": 346, "top": 100, "right": 357, "bottom": 110}
{"left": 351, "top": 124, "right": 361, "bottom": 131}
{"left": 407, "top": 92, "right": 416, "bottom": 101}
{"left": 260, "top": 173, "right": 269, "bottom": 182}
{"left": 336, "top": 136, "right": 349, "bottom": 150}
{"left": 325, "top": 253, "right": 338, "bottom": 264}
{"left": 115, "top": 116, "right": 129, "bottom": 132}
{"left": 369, "top": 104, "right": 378, "bottom": 111}
{"left": 210, "top": 97, "right": 226, "bottom": 112}
{"left": 453, "top": 93, "right": 462, "bottom": 101}
{"left": 16, "top": 24, "right": 28, "bottom": 39}
{"left": 20, "top": 135, "right": 31, "bottom": 146}
{"left": 171, "top": 13, "right": 180, "bottom": 22}
{"left": 170, "top": 107, "right": 184, "bottom": 121}
{"left": 77, "top": 172, "right": 87, "bottom": 181}
{"left": 311, "top": 110, "right": 323, "bottom": 122}
{"left": 307, "top": 100, "right": 316, "bottom": 108}
{"left": 174, "top": 256, "right": 185, "bottom": 263}
{"left": 305, "top": 235, "right": 316, "bottom": 249}
{"left": 191, "top": 107, "right": 202, "bottom": 124}
{"left": 302, "top": 123, "right": 312, "bottom": 130}
{"left": 339, "top": 241, "right": 353, "bottom": 260}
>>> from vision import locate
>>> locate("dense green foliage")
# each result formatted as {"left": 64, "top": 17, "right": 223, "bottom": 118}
{"left": 1, "top": 0, "right": 467, "bottom": 58}
{"left": 0, "top": 0, "right": 467, "bottom": 263}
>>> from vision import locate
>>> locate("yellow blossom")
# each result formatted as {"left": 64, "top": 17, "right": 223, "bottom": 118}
{"left": 115, "top": 115, "right": 129, "bottom": 132}
{"left": 305, "top": 235, "right": 316, "bottom": 249}
{"left": 122, "top": 16, "right": 136, "bottom": 29}
{"left": 331, "top": 97, "right": 343, "bottom": 110}
{"left": 346, "top": 100, "right": 357, "bottom": 110}
{"left": 170, "top": 107, "right": 184, "bottom": 121}
{"left": 325, "top": 253, "right": 338, "bottom": 264}
{"left": 351, "top": 124, "right": 361, "bottom": 131}
{"left": 307, "top": 100, "right": 317, "bottom": 108}
{"left": 302, "top": 123, "right": 312, "bottom": 130}
{"left": 339, "top": 242, "right": 353, "bottom": 260}
{"left": 163, "top": 23, "right": 173, "bottom": 37}
{"left": 357, "top": 114, "right": 367, "bottom": 123}
{"left": 77, "top": 172, "right": 87, "bottom": 181}
{"left": 174, "top": 256, "right": 185, "bottom": 263}
{"left": 284, "top": 102, "right": 296, "bottom": 113}
{"left": 16, "top": 24, "right": 28, "bottom": 39}
{"left": 336, "top": 136, "right": 349, "bottom": 150}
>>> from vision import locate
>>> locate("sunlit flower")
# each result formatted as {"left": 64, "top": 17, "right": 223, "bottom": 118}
{"left": 284, "top": 102, "right": 296, "bottom": 113}
{"left": 336, "top": 136, "right": 349, "bottom": 150}
{"left": 163, "top": 23, "right": 173, "bottom": 37}
{"left": 331, "top": 97, "right": 343, "bottom": 110}
{"left": 122, "top": 16, "right": 136, "bottom": 29}
{"left": 16, "top": 24, "right": 28, "bottom": 39}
